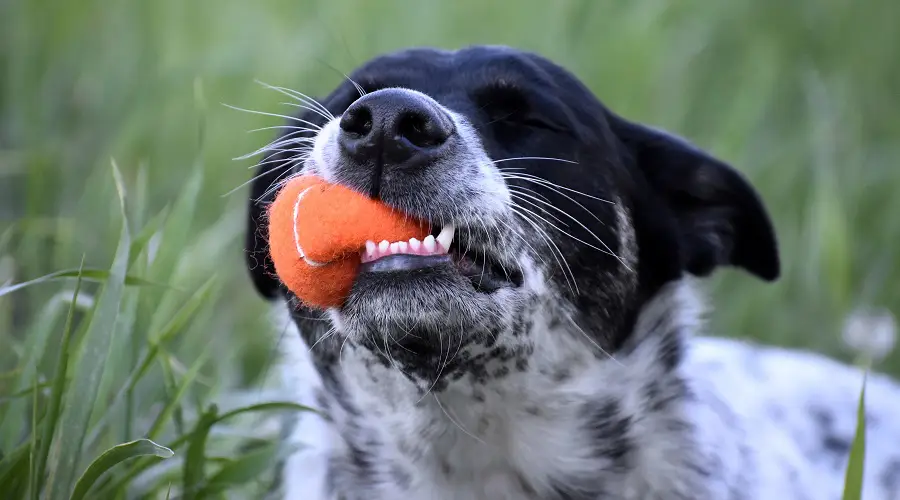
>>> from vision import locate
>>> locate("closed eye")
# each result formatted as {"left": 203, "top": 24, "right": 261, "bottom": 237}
{"left": 477, "top": 85, "right": 569, "bottom": 135}
{"left": 486, "top": 109, "right": 570, "bottom": 137}
{"left": 503, "top": 115, "right": 568, "bottom": 133}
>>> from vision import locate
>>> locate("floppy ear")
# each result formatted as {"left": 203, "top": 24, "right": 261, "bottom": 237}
{"left": 244, "top": 104, "right": 324, "bottom": 299}
{"left": 245, "top": 146, "right": 290, "bottom": 300}
{"left": 612, "top": 117, "right": 780, "bottom": 281}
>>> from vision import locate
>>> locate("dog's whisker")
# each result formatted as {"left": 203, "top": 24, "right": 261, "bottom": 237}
{"left": 434, "top": 394, "right": 486, "bottom": 445}
{"left": 475, "top": 217, "right": 496, "bottom": 289}
{"left": 293, "top": 313, "right": 329, "bottom": 322}
{"left": 564, "top": 314, "right": 622, "bottom": 366}
{"left": 464, "top": 223, "right": 474, "bottom": 269}
{"left": 253, "top": 80, "right": 336, "bottom": 119}
{"left": 504, "top": 172, "right": 632, "bottom": 269}
{"left": 246, "top": 150, "right": 312, "bottom": 172}
{"left": 308, "top": 326, "right": 338, "bottom": 353}
{"left": 508, "top": 184, "right": 552, "bottom": 204}
{"left": 386, "top": 318, "right": 417, "bottom": 350}
{"left": 254, "top": 138, "right": 317, "bottom": 156}
{"left": 418, "top": 319, "right": 447, "bottom": 404}
{"left": 252, "top": 147, "right": 314, "bottom": 158}
{"left": 257, "top": 161, "right": 308, "bottom": 200}
{"left": 500, "top": 172, "right": 615, "bottom": 205}
{"left": 503, "top": 173, "right": 612, "bottom": 227}
{"left": 280, "top": 101, "right": 336, "bottom": 122}
{"left": 492, "top": 156, "right": 578, "bottom": 166}
{"left": 509, "top": 188, "right": 632, "bottom": 271}
{"left": 223, "top": 169, "right": 281, "bottom": 198}
{"left": 510, "top": 206, "right": 574, "bottom": 290}
{"left": 447, "top": 324, "right": 465, "bottom": 370}
{"left": 381, "top": 330, "right": 402, "bottom": 374}
{"left": 338, "top": 335, "right": 353, "bottom": 370}
{"left": 514, "top": 200, "right": 616, "bottom": 257}
{"left": 509, "top": 191, "right": 571, "bottom": 228}
{"left": 222, "top": 103, "right": 324, "bottom": 131}
{"left": 510, "top": 203, "right": 598, "bottom": 282}
{"left": 226, "top": 154, "right": 306, "bottom": 199}
{"left": 258, "top": 174, "right": 302, "bottom": 202}
{"left": 284, "top": 93, "right": 334, "bottom": 120}
{"left": 258, "top": 132, "right": 317, "bottom": 153}
{"left": 432, "top": 327, "right": 464, "bottom": 396}
{"left": 494, "top": 217, "right": 549, "bottom": 271}
{"left": 510, "top": 205, "right": 578, "bottom": 294}
{"left": 349, "top": 78, "right": 366, "bottom": 98}
{"left": 248, "top": 124, "right": 321, "bottom": 133}
{"left": 247, "top": 124, "right": 321, "bottom": 135}
{"left": 252, "top": 148, "right": 312, "bottom": 167}
{"left": 234, "top": 137, "right": 315, "bottom": 161}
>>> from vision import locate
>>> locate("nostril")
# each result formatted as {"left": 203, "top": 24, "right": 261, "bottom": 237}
{"left": 397, "top": 111, "right": 449, "bottom": 149}
{"left": 340, "top": 106, "right": 373, "bottom": 138}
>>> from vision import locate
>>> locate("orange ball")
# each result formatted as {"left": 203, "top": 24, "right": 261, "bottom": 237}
{"left": 267, "top": 175, "right": 429, "bottom": 309}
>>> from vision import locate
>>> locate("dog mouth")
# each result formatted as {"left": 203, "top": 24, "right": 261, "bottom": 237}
{"left": 357, "top": 223, "right": 524, "bottom": 293}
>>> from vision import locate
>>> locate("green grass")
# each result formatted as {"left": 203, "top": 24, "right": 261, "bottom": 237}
{"left": 0, "top": 0, "right": 897, "bottom": 498}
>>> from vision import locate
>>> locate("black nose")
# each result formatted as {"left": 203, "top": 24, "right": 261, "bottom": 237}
{"left": 338, "top": 89, "right": 454, "bottom": 171}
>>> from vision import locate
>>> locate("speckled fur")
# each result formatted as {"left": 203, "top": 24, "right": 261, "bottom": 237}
{"left": 271, "top": 283, "right": 900, "bottom": 500}
{"left": 244, "top": 46, "right": 900, "bottom": 500}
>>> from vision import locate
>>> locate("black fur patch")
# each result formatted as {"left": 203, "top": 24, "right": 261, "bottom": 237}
{"left": 581, "top": 398, "right": 633, "bottom": 470}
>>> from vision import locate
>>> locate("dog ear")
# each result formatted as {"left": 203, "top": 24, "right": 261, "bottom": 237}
{"left": 244, "top": 105, "right": 324, "bottom": 300}
{"left": 245, "top": 147, "right": 288, "bottom": 300}
{"left": 612, "top": 116, "right": 780, "bottom": 281}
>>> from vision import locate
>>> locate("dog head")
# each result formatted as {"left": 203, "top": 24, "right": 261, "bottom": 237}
{"left": 244, "top": 45, "right": 779, "bottom": 383}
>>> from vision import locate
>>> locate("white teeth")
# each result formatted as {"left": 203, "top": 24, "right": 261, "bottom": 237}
{"left": 423, "top": 235, "right": 437, "bottom": 253}
{"left": 361, "top": 232, "right": 451, "bottom": 264}
{"left": 436, "top": 224, "right": 455, "bottom": 251}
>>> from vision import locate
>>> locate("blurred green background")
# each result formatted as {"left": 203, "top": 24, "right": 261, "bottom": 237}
{"left": 1, "top": 0, "right": 898, "bottom": 498}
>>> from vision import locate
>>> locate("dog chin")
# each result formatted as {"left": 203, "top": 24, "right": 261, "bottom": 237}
{"left": 336, "top": 270, "right": 519, "bottom": 350}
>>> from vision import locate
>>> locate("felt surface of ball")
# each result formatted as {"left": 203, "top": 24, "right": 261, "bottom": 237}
{"left": 267, "top": 175, "right": 429, "bottom": 309}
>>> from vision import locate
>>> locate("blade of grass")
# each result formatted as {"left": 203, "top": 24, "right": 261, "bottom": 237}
{"left": 27, "top": 373, "right": 38, "bottom": 499}
{"left": 196, "top": 442, "right": 280, "bottom": 496}
{"left": 70, "top": 439, "right": 174, "bottom": 500}
{"left": 841, "top": 371, "right": 868, "bottom": 500}
{"left": 165, "top": 401, "right": 321, "bottom": 452}
{"left": 0, "top": 368, "right": 24, "bottom": 380}
{"left": 0, "top": 290, "right": 66, "bottom": 448}
{"left": 31, "top": 259, "right": 85, "bottom": 500}
{"left": 144, "top": 167, "right": 203, "bottom": 336}
{"left": 147, "top": 348, "right": 212, "bottom": 441}
{"left": 128, "top": 205, "right": 170, "bottom": 267}
{"left": 0, "top": 381, "right": 53, "bottom": 404}
{"left": 149, "top": 275, "right": 218, "bottom": 346}
{"left": 84, "top": 275, "right": 219, "bottom": 449}
{"left": 0, "top": 439, "right": 31, "bottom": 497}
{"left": 0, "top": 268, "right": 167, "bottom": 298}
{"left": 105, "top": 286, "right": 140, "bottom": 448}
{"left": 98, "top": 401, "right": 314, "bottom": 496}
{"left": 183, "top": 404, "right": 218, "bottom": 500}
{"left": 45, "top": 162, "right": 132, "bottom": 500}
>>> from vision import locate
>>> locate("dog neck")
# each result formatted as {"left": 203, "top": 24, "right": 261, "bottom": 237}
{"left": 289, "top": 280, "right": 741, "bottom": 499}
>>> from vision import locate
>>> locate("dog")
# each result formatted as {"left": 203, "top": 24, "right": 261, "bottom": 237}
{"left": 243, "top": 45, "right": 900, "bottom": 499}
